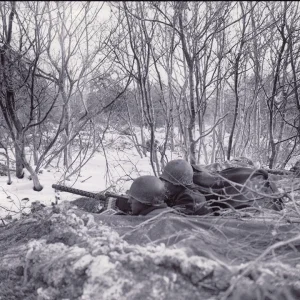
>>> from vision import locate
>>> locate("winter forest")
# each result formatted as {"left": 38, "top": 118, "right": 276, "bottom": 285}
{"left": 2, "top": 1, "right": 300, "bottom": 188}
{"left": 1, "top": 2, "right": 300, "bottom": 300}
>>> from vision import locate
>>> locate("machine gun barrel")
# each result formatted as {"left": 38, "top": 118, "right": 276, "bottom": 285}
{"left": 52, "top": 184, "right": 128, "bottom": 202}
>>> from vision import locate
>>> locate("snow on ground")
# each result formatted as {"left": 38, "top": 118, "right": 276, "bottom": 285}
{"left": 0, "top": 129, "right": 183, "bottom": 219}
{"left": 1, "top": 129, "right": 300, "bottom": 299}
{"left": 1, "top": 126, "right": 297, "bottom": 220}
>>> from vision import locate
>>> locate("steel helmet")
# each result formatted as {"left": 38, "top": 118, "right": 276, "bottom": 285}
{"left": 160, "top": 159, "right": 193, "bottom": 186}
{"left": 127, "top": 175, "right": 166, "bottom": 205}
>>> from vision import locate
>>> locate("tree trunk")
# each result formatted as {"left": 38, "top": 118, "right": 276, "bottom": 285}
{"left": 15, "top": 133, "right": 24, "bottom": 179}
{"left": 227, "top": 3, "right": 246, "bottom": 160}
{"left": 187, "top": 68, "right": 197, "bottom": 165}
{"left": 23, "top": 160, "right": 43, "bottom": 191}
{"left": 268, "top": 20, "right": 287, "bottom": 168}
{"left": 15, "top": 136, "right": 43, "bottom": 190}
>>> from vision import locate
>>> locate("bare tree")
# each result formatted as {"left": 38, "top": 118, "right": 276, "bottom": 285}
{"left": 226, "top": 2, "right": 248, "bottom": 160}
{"left": 0, "top": 1, "right": 45, "bottom": 190}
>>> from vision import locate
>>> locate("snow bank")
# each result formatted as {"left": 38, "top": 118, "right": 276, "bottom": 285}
{"left": 1, "top": 203, "right": 300, "bottom": 299}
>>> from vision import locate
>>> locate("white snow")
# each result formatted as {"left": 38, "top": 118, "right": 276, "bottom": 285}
{"left": 0, "top": 130, "right": 183, "bottom": 219}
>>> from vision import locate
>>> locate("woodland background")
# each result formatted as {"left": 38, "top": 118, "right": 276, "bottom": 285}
{"left": 1, "top": 1, "right": 300, "bottom": 191}
{"left": 2, "top": 3, "right": 300, "bottom": 299}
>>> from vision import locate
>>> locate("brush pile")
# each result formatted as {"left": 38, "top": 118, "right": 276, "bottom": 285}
{"left": 1, "top": 177, "right": 300, "bottom": 300}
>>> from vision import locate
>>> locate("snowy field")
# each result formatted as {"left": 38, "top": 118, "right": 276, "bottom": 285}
{"left": 0, "top": 127, "right": 298, "bottom": 221}
{"left": 1, "top": 131, "right": 300, "bottom": 300}
{"left": 0, "top": 130, "right": 184, "bottom": 219}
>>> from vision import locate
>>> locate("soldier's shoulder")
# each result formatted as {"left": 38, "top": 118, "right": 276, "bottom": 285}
{"left": 179, "top": 188, "right": 206, "bottom": 202}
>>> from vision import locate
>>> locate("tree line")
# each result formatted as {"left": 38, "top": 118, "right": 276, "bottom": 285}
{"left": 1, "top": 1, "right": 300, "bottom": 189}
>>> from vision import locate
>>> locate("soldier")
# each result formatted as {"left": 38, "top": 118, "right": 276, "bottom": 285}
{"left": 161, "top": 159, "right": 283, "bottom": 213}
{"left": 192, "top": 159, "right": 284, "bottom": 211}
{"left": 127, "top": 175, "right": 174, "bottom": 216}
{"left": 160, "top": 159, "right": 212, "bottom": 215}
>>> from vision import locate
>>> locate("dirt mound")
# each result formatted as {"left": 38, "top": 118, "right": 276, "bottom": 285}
{"left": 0, "top": 201, "right": 300, "bottom": 300}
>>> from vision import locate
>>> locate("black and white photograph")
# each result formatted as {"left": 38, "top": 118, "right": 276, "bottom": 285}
{"left": 0, "top": 1, "right": 300, "bottom": 299}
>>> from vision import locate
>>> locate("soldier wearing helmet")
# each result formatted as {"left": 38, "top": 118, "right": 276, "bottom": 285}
{"left": 160, "top": 159, "right": 211, "bottom": 215}
{"left": 127, "top": 175, "right": 174, "bottom": 216}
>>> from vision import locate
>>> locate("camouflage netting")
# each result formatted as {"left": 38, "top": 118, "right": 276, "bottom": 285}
{"left": 1, "top": 193, "right": 300, "bottom": 300}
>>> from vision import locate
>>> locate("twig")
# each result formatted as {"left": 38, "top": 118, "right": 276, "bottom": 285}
{"left": 80, "top": 175, "right": 92, "bottom": 183}
{"left": 1, "top": 219, "right": 6, "bottom": 227}
{"left": 220, "top": 233, "right": 300, "bottom": 300}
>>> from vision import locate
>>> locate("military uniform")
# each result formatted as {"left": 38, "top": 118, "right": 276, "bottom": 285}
{"left": 166, "top": 188, "right": 211, "bottom": 215}
{"left": 192, "top": 164, "right": 284, "bottom": 211}
{"left": 160, "top": 159, "right": 212, "bottom": 216}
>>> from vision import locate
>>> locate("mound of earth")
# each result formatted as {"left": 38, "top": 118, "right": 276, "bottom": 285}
{"left": 1, "top": 201, "right": 300, "bottom": 300}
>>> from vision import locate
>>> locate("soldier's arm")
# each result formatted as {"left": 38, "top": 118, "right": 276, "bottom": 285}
{"left": 193, "top": 168, "right": 230, "bottom": 189}
{"left": 173, "top": 189, "right": 212, "bottom": 216}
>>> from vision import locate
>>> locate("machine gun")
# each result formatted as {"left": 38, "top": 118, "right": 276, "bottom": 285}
{"left": 52, "top": 184, "right": 131, "bottom": 214}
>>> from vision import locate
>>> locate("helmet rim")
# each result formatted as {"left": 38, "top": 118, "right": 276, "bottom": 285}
{"left": 128, "top": 175, "right": 166, "bottom": 205}
{"left": 160, "top": 159, "right": 193, "bottom": 186}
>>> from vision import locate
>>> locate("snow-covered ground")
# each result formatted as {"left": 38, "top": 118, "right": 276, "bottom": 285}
{"left": 1, "top": 126, "right": 297, "bottom": 220}
{"left": 0, "top": 130, "right": 183, "bottom": 219}
{"left": 1, "top": 130, "right": 300, "bottom": 300}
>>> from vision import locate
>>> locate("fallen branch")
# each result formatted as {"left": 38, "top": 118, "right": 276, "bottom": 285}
{"left": 220, "top": 233, "right": 300, "bottom": 300}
